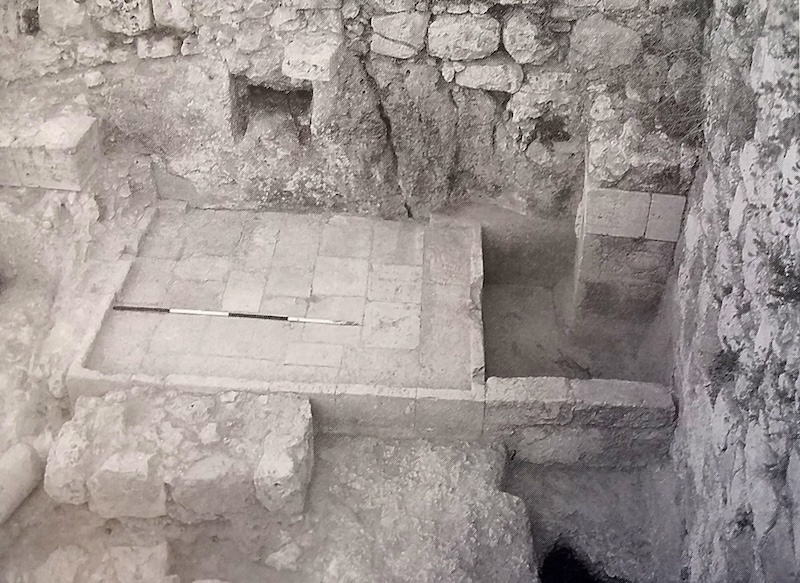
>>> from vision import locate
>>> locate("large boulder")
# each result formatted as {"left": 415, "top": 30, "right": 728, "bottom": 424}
{"left": 569, "top": 13, "right": 642, "bottom": 70}
{"left": 44, "top": 388, "right": 314, "bottom": 521}
{"left": 305, "top": 438, "right": 539, "bottom": 582}
{"left": 503, "top": 9, "right": 557, "bottom": 65}
{"left": 427, "top": 15, "right": 501, "bottom": 61}
{"left": 367, "top": 57, "right": 458, "bottom": 215}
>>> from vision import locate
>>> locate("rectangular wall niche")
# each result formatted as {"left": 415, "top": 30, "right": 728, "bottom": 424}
{"left": 230, "top": 76, "right": 313, "bottom": 146}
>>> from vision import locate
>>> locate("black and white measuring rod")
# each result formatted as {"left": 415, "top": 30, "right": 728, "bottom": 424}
{"left": 112, "top": 304, "right": 359, "bottom": 326}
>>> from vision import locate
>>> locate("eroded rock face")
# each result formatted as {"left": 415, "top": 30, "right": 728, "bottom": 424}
{"left": 455, "top": 54, "right": 524, "bottom": 93}
{"left": 502, "top": 9, "right": 556, "bottom": 65}
{"left": 569, "top": 13, "right": 642, "bottom": 70}
{"left": 673, "top": 1, "right": 800, "bottom": 582}
{"left": 367, "top": 56, "right": 457, "bottom": 215}
{"left": 371, "top": 12, "right": 429, "bottom": 59}
{"left": 33, "top": 543, "right": 174, "bottom": 583}
{"left": 44, "top": 388, "right": 314, "bottom": 521}
{"left": 307, "top": 438, "right": 539, "bottom": 582}
{"left": 427, "top": 14, "right": 501, "bottom": 61}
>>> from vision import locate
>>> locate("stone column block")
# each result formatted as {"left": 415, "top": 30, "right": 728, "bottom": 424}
{"left": 427, "top": 14, "right": 500, "bottom": 61}
{"left": 282, "top": 32, "right": 344, "bottom": 81}
{"left": 253, "top": 396, "right": 314, "bottom": 516}
{"left": 371, "top": 12, "right": 429, "bottom": 59}
{"left": 91, "top": 0, "right": 154, "bottom": 35}
{"left": 3, "top": 115, "right": 100, "bottom": 191}
{"left": 86, "top": 452, "right": 167, "bottom": 518}
{"left": 582, "top": 187, "right": 650, "bottom": 238}
{"left": 454, "top": 53, "right": 524, "bottom": 93}
{"left": 0, "top": 443, "right": 44, "bottom": 525}
{"left": 645, "top": 193, "right": 686, "bottom": 242}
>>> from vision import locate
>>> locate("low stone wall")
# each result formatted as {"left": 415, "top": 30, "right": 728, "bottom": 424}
{"left": 45, "top": 387, "right": 314, "bottom": 522}
{"left": 0, "top": 0, "right": 702, "bottom": 219}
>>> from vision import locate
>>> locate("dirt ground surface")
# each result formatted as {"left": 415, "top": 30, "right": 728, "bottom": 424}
{"left": 0, "top": 436, "right": 538, "bottom": 583}
{"left": 442, "top": 202, "right": 675, "bottom": 383}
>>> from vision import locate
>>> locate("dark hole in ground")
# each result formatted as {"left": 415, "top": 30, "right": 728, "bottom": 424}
{"left": 540, "top": 545, "right": 631, "bottom": 583}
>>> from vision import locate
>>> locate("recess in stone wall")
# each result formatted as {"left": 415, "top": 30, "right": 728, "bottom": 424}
{"left": 230, "top": 75, "right": 313, "bottom": 145}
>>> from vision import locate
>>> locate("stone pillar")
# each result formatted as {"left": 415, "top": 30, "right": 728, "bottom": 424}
{"left": 0, "top": 443, "right": 44, "bottom": 525}
{"left": 570, "top": 177, "right": 686, "bottom": 333}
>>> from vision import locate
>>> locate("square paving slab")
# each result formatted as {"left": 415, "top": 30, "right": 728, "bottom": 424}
{"left": 83, "top": 208, "right": 482, "bottom": 394}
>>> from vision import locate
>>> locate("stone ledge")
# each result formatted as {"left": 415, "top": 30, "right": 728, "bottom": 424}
{"left": 0, "top": 114, "right": 100, "bottom": 191}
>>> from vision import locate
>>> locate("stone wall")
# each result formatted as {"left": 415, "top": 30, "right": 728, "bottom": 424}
{"left": 1, "top": 0, "right": 702, "bottom": 218}
{"left": 672, "top": 0, "right": 800, "bottom": 580}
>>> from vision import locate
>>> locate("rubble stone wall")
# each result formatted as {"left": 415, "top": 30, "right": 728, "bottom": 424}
{"left": 1, "top": 0, "right": 702, "bottom": 218}
{"left": 672, "top": 0, "right": 800, "bottom": 580}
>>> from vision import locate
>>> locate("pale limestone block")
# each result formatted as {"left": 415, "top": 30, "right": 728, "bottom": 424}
{"left": 484, "top": 377, "right": 572, "bottom": 430}
{"left": 87, "top": 452, "right": 167, "bottom": 518}
{"left": 170, "top": 454, "right": 252, "bottom": 521}
{"left": 136, "top": 35, "right": 181, "bottom": 59}
{"left": 454, "top": 53, "right": 524, "bottom": 93}
{"left": 44, "top": 422, "right": 91, "bottom": 505}
{"left": 0, "top": 444, "right": 44, "bottom": 525}
{"left": 92, "top": 0, "right": 154, "bottom": 35}
{"left": 0, "top": 127, "right": 22, "bottom": 187}
{"left": 363, "top": 301, "right": 421, "bottom": 349}
{"left": 502, "top": 8, "right": 556, "bottom": 65}
{"left": 569, "top": 379, "right": 675, "bottom": 428}
{"left": 11, "top": 115, "right": 99, "bottom": 191}
{"left": 645, "top": 193, "right": 686, "bottom": 242}
{"left": 371, "top": 12, "right": 429, "bottom": 59}
{"left": 284, "top": 342, "right": 344, "bottom": 367}
{"left": 152, "top": 0, "right": 193, "bottom": 31}
{"left": 427, "top": 14, "right": 500, "bottom": 61}
{"left": 253, "top": 397, "right": 313, "bottom": 516}
{"left": 39, "top": 0, "right": 88, "bottom": 37}
{"left": 583, "top": 188, "right": 650, "bottom": 238}
{"left": 282, "top": 32, "right": 344, "bottom": 81}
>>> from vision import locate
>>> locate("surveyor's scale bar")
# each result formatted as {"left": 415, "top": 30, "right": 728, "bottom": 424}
{"left": 112, "top": 304, "right": 358, "bottom": 326}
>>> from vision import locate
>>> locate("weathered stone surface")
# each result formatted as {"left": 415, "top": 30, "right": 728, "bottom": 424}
{"left": 588, "top": 115, "right": 686, "bottom": 194}
{"left": 502, "top": 9, "right": 557, "bottom": 65}
{"left": 33, "top": 543, "right": 173, "bottom": 583}
{"left": 44, "top": 419, "right": 92, "bottom": 505}
{"left": 254, "top": 395, "right": 314, "bottom": 515}
{"left": 87, "top": 452, "right": 167, "bottom": 519}
{"left": 582, "top": 187, "right": 650, "bottom": 238}
{"left": 577, "top": 234, "right": 676, "bottom": 285}
{"left": 569, "top": 13, "right": 642, "bottom": 70}
{"left": 43, "top": 388, "right": 314, "bottom": 521}
{"left": 136, "top": 35, "right": 181, "bottom": 59}
{"left": 454, "top": 53, "right": 523, "bottom": 93}
{"left": 171, "top": 454, "right": 253, "bottom": 522}
{"left": 152, "top": 0, "right": 193, "bottom": 31}
{"left": 283, "top": 32, "right": 344, "bottom": 81}
{"left": 508, "top": 71, "right": 575, "bottom": 121}
{"left": 645, "top": 193, "right": 686, "bottom": 242}
{"left": 103, "top": 57, "right": 237, "bottom": 204}
{"left": 90, "top": 0, "right": 154, "bottom": 35}
{"left": 600, "top": 0, "right": 638, "bottom": 10}
{"left": 38, "top": 0, "right": 87, "bottom": 37}
{"left": 427, "top": 14, "right": 500, "bottom": 61}
{"left": 368, "top": 57, "right": 457, "bottom": 215}
{"left": 0, "top": 443, "right": 43, "bottom": 525}
{"left": 371, "top": 12, "right": 429, "bottom": 59}
{"left": 0, "top": 113, "right": 100, "bottom": 191}
{"left": 310, "top": 438, "right": 538, "bottom": 582}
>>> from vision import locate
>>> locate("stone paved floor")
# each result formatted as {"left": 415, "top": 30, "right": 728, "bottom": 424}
{"left": 86, "top": 208, "right": 476, "bottom": 391}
